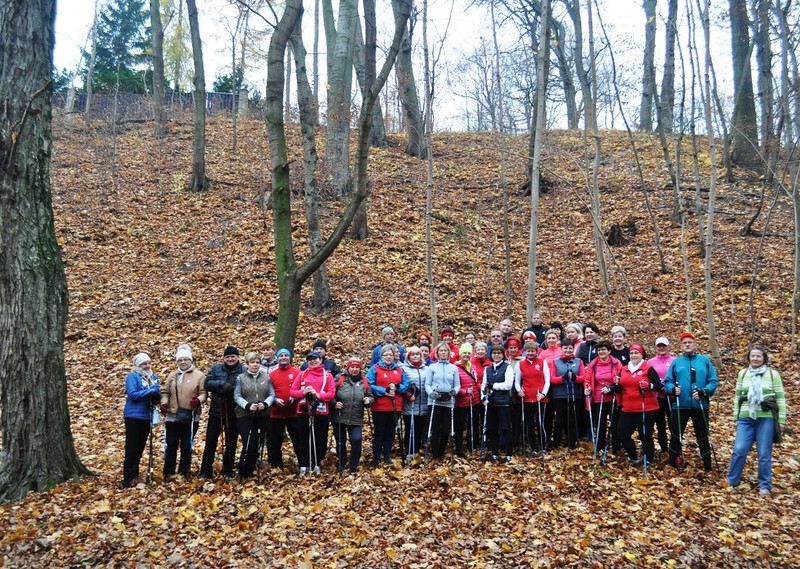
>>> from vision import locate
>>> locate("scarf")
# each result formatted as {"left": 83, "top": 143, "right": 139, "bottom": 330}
{"left": 134, "top": 367, "right": 155, "bottom": 388}
{"left": 627, "top": 360, "right": 644, "bottom": 374}
{"left": 747, "top": 365, "right": 767, "bottom": 419}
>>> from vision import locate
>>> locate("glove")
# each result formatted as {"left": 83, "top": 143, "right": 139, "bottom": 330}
{"left": 694, "top": 388, "right": 707, "bottom": 398}
{"left": 189, "top": 397, "right": 201, "bottom": 409}
{"left": 407, "top": 384, "right": 419, "bottom": 397}
{"left": 160, "top": 403, "right": 170, "bottom": 415}
{"left": 150, "top": 390, "right": 161, "bottom": 403}
{"left": 221, "top": 383, "right": 234, "bottom": 394}
{"left": 639, "top": 380, "right": 649, "bottom": 390}
{"left": 565, "top": 370, "right": 575, "bottom": 382}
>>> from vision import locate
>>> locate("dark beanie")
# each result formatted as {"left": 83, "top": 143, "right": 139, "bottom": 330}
{"left": 312, "top": 339, "right": 327, "bottom": 350}
{"left": 224, "top": 345, "right": 240, "bottom": 357}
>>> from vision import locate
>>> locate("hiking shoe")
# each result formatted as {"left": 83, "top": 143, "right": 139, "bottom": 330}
{"left": 313, "top": 466, "right": 321, "bottom": 475}
{"left": 504, "top": 456, "right": 513, "bottom": 463}
{"left": 299, "top": 467, "right": 307, "bottom": 476}
{"left": 759, "top": 488, "right": 771, "bottom": 495}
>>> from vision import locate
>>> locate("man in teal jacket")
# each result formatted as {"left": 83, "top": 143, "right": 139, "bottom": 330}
{"left": 664, "top": 332, "right": 718, "bottom": 472}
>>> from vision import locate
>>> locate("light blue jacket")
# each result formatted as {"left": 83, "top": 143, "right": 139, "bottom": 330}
{"left": 425, "top": 360, "right": 459, "bottom": 408}
{"left": 401, "top": 361, "right": 430, "bottom": 416}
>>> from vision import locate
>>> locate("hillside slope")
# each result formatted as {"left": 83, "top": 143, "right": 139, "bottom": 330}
{"left": 0, "top": 117, "right": 796, "bottom": 566}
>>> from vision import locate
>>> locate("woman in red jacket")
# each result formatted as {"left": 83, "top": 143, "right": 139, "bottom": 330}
{"left": 454, "top": 343, "right": 480, "bottom": 457}
{"left": 290, "top": 351, "right": 336, "bottom": 475}
{"left": 514, "top": 341, "right": 552, "bottom": 455}
{"left": 617, "top": 344, "right": 663, "bottom": 467}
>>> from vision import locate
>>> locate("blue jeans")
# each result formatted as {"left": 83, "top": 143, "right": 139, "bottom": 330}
{"left": 727, "top": 418, "right": 774, "bottom": 491}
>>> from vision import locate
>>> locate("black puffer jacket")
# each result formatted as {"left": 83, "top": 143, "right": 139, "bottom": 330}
{"left": 204, "top": 362, "right": 244, "bottom": 418}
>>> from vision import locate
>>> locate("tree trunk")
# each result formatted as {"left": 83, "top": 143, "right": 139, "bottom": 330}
{"left": 285, "top": 43, "right": 293, "bottom": 125}
{"left": 361, "top": 0, "right": 386, "bottom": 148}
{"left": 639, "top": 0, "right": 657, "bottom": 132}
{"left": 752, "top": 0, "right": 773, "bottom": 157}
{"left": 422, "top": 0, "right": 437, "bottom": 339}
{"left": 325, "top": 0, "right": 358, "bottom": 198}
{"left": 526, "top": 0, "right": 550, "bottom": 320}
{"left": 729, "top": 0, "right": 760, "bottom": 169}
{"left": 551, "top": 17, "right": 578, "bottom": 129}
{"left": 150, "top": 0, "right": 167, "bottom": 138}
{"left": 291, "top": 15, "right": 333, "bottom": 311}
{"left": 0, "top": 0, "right": 91, "bottom": 502}
{"left": 566, "top": 0, "right": 593, "bottom": 132}
{"left": 268, "top": 0, "right": 410, "bottom": 352}
{"left": 701, "top": 0, "right": 722, "bottom": 367}
{"left": 85, "top": 3, "right": 98, "bottom": 115}
{"left": 186, "top": 0, "right": 208, "bottom": 192}
{"left": 657, "top": 0, "right": 678, "bottom": 133}
{"left": 393, "top": 0, "right": 425, "bottom": 157}
{"left": 774, "top": 0, "right": 793, "bottom": 146}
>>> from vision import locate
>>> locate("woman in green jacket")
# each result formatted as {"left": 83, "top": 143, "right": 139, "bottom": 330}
{"left": 727, "top": 346, "right": 786, "bottom": 495}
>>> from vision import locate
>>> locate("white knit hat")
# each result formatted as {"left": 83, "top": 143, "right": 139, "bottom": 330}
{"left": 175, "top": 344, "right": 194, "bottom": 361}
{"left": 133, "top": 352, "right": 151, "bottom": 367}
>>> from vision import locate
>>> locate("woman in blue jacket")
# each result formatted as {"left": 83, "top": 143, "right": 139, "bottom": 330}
{"left": 123, "top": 352, "right": 160, "bottom": 487}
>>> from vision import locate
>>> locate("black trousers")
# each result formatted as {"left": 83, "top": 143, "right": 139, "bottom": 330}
{"left": 486, "top": 405, "right": 512, "bottom": 458}
{"left": 522, "top": 402, "right": 548, "bottom": 453}
{"left": 553, "top": 398, "right": 580, "bottom": 449}
{"left": 123, "top": 418, "right": 151, "bottom": 487}
{"left": 618, "top": 409, "right": 658, "bottom": 463}
{"left": 200, "top": 412, "right": 238, "bottom": 477}
{"left": 164, "top": 420, "right": 196, "bottom": 476}
{"left": 296, "top": 413, "right": 329, "bottom": 469}
{"left": 371, "top": 411, "right": 397, "bottom": 465}
{"left": 236, "top": 415, "right": 269, "bottom": 478}
{"left": 655, "top": 397, "right": 671, "bottom": 452}
{"left": 403, "top": 413, "right": 429, "bottom": 456}
{"left": 669, "top": 408, "right": 713, "bottom": 471}
{"left": 429, "top": 404, "right": 454, "bottom": 460}
{"left": 268, "top": 416, "right": 302, "bottom": 468}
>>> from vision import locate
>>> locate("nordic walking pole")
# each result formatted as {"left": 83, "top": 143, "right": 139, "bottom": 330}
{"left": 602, "top": 397, "right": 616, "bottom": 466}
{"left": 392, "top": 394, "right": 405, "bottom": 467}
{"left": 696, "top": 390, "right": 720, "bottom": 471}
{"left": 450, "top": 403, "right": 457, "bottom": 458}
{"left": 146, "top": 420, "right": 154, "bottom": 485}
{"left": 240, "top": 427, "right": 252, "bottom": 480}
{"left": 593, "top": 398, "right": 604, "bottom": 462}
{"left": 256, "top": 427, "right": 263, "bottom": 482}
{"left": 426, "top": 400, "right": 436, "bottom": 460}
{"left": 469, "top": 396, "right": 475, "bottom": 455}
{"left": 520, "top": 397, "right": 528, "bottom": 459}
{"left": 587, "top": 391, "right": 596, "bottom": 455}
{"left": 481, "top": 399, "right": 488, "bottom": 461}
{"left": 641, "top": 388, "right": 648, "bottom": 479}
{"left": 537, "top": 397, "right": 545, "bottom": 466}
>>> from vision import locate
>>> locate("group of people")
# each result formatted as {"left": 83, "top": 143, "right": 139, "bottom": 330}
{"left": 122, "top": 315, "right": 787, "bottom": 495}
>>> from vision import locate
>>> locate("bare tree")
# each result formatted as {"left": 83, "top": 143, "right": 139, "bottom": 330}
{"left": 393, "top": 2, "right": 426, "bottom": 157}
{"left": 150, "top": 0, "right": 167, "bottom": 138}
{"left": 729, "top": 0, "right": 760, "bottom": 169}
{"left": 639, "top": 0, "right": 657, "bottom": 132}
{"left": 657, "top": 0, "right": 678, "bottom": 133}
{"left": 186, "top": 0, "right": 208, "bottom": 192}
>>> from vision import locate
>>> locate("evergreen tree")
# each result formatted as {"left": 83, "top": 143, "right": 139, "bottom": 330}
{"left": 84, "top": 0, "right": 151, "bottom": 93}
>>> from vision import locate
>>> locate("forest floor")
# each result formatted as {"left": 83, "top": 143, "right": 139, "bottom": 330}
{"left": 0, "top": 115, "right": 798, "bottom": 567}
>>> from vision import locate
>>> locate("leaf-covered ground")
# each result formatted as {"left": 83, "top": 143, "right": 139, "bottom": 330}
{"left": 1, "top": 117, "right": 798, "bottom": 567}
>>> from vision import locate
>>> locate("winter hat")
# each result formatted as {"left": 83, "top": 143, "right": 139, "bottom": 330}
{"left": 306, "top": 351, "right": 322, "bottom": 360}
{"left": 629, "top": 343, "right": 646, "bottom": 358}
{"left": 224, "top": 345, "right": 240, "bottom": 357}
{"left": 522, "top": 331, "right": 536, "bottom": 341}
{"left": 459, "top": 343, "right": 473, "bottom": 355}
{"left": 346, "top": 357, "right": 363, "bottom": 369}
{"left": 679, "top": 332, "right": 696, "bottom": 342}
{"left": 175, "top": 344, "right": 193, "bottom": 361}
{"left": 506, "top": 337, "right": 521, "bottom": 349}
{"left": 382, "top": 326, "right": 395, "bottom": 335}
{"left": 610, "top": 325, "right": 627, "bottom": 336}
{"left": 312, "top": 339, "right": 327, "bottom": 350}
{"left": 133, "top": 353, "right": 151, "bottom": 368}
{"left": 655, "top": 337, "right": 670, "bottom": 346}
{"left": 276, "top": 348, "right": 291, "bottom": 359}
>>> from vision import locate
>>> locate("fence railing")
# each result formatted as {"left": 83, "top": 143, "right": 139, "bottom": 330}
{"left": 52, "top": 91, "right": 261, "bottom": 122}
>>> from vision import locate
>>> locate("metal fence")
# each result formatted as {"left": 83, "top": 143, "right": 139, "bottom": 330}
{"left": 52, "top": 91, "right": 261, "bottom": 122}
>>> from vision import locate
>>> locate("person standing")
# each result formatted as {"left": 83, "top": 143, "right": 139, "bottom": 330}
{"left": 617, "top": 344, "right": 662, "bottom": 467}
{"left": 727, "top": 346, "right": 786, "bottom": 494}
{"left": 233, "top": 352, "right": 276, "bottom": 479}
{"left": 402, "top": 346, "right": 431, "bottom": 458}
{"left": 664, "top": 332, "right": 718, "bottom": 473}
{"left": 515, "top": 341, "right": 552, "bottom": 454}
{"left": 522, "top": 311, "right": 547, "bottom": 347}
{"left": 331, "top": 357, "right": 374, "bottom": 473}
{"left": 267, "top": 349, "right": 302, "bottom": 469}
{"left": 200, "top": 345, "right": 243, "bottom": 478}
{"left": 481, "top": 344, "right": 515, "bottom": 461}
{"left": 550, "top": 339, "right": 585, "bottom": 450}
{"left": 122, "top": 353, "right": 160, "bottom": 487}
{"left": 454, "top": 343, "right": 480, "bottom": 456}
{"left": 583, "top": 340, "right": 623, "bottom": 460}
{"left": 300, "top": 339, "right": 341, "bottom": 377}
{"left": 291, "top": 351, "right": 336, "bottom": 474}
{"left": 576, "top": 323, "right": 600, "bottom": 365}
{"left": 366, "top": 345, "right": 409, "bottom": 466}
{"left": 370, "top": 326, "right": 407, "bottom": 366}
{"left": 647, "top": 337, "right": 674, "bottom": 454}
{"left": 440, "top": 327, "right": 460, "bottom": 364}
{"left": 425, "top": 343, "right": 460, "bottom": 461}
{"left": 160, "top": 344, "right": 206, "bottom": 478}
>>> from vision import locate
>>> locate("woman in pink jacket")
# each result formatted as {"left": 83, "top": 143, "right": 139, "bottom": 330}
{"left": 290, "top": 351, "right": 336, "bottom": 475}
